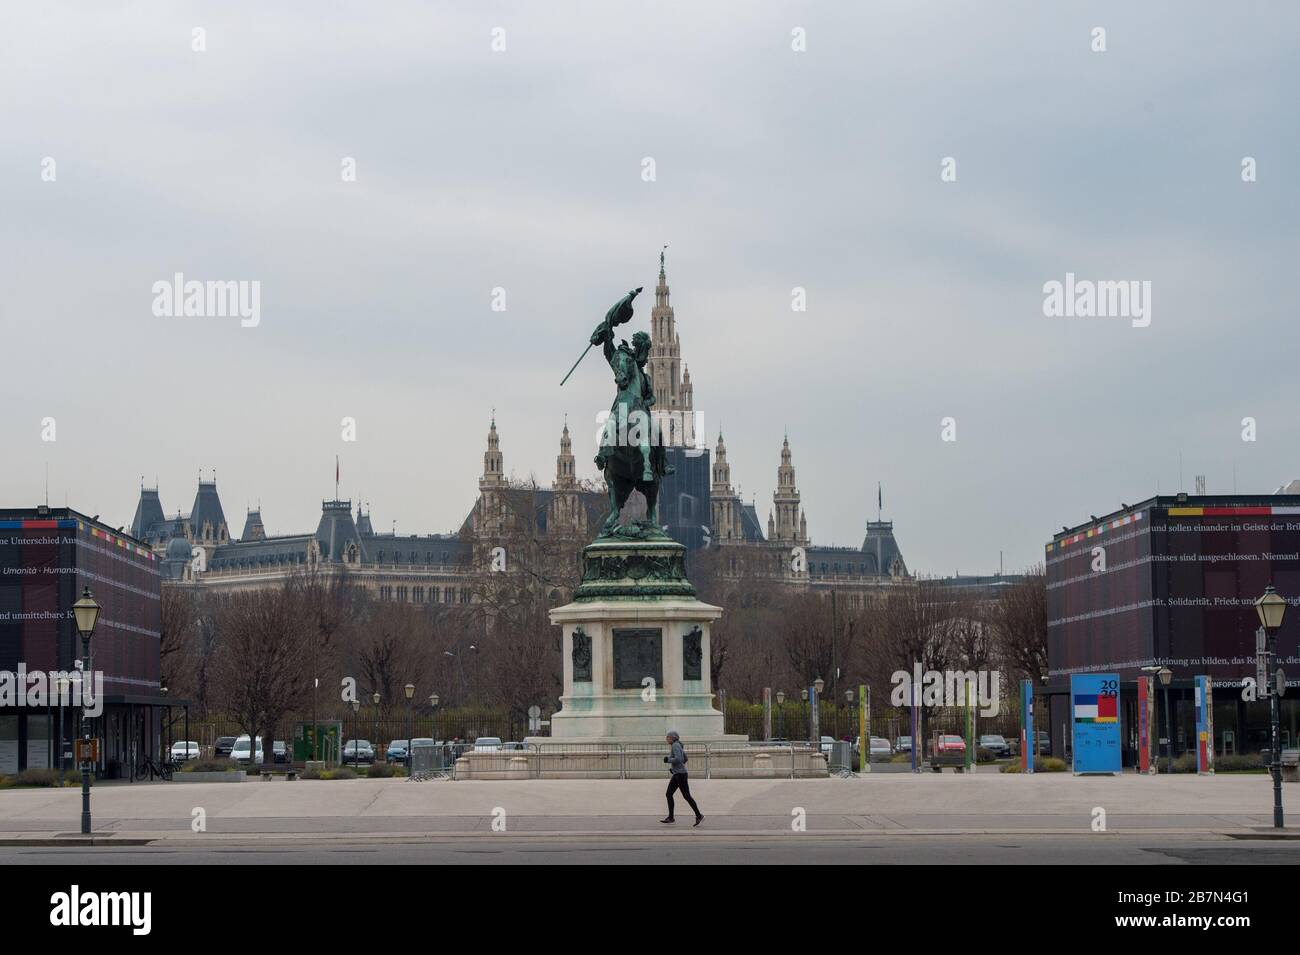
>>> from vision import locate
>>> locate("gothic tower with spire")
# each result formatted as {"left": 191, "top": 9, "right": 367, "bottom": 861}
{"left": 710, "top": 432, "right": 742, "bottom": 541}
{"left": 647, "top": 249, "right": 692, "bottom": 416}
{"left": 549, "top": 419, "right": 586, "bottom": 536}
{"left": 770, "top": 435, "right": 809, "bottom": 547}
{"left": 475, "top": 416, "right": 506, "bottom": 537}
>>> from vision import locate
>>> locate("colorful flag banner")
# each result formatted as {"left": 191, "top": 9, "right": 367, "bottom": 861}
{"left": 1195, "top": 675, "right": 1214, "bottom": 775}
{"left": 1020, "top": 678, "right": 1035, "bottom": 774}
{"left": 1138, "top": 676, "right": 1156, "bottom": 775}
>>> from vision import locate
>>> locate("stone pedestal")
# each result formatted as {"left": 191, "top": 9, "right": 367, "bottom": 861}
{"left": 529, "top": 536, "right": 745, "bottom": 745}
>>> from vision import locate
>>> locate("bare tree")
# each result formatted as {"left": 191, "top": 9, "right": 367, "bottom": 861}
{"left": 989, "top": 567, "right": 1048, "bottom": 683}
{"left": 861, "top": 584, "right": 957, "bottom": 744}
{"left": 159, "top": 587, "right": 198, "bottom": 699}
{"left": 208, "top": 584, "right": 310, "bottom": 767}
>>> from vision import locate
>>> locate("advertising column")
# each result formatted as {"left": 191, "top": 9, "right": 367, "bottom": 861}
{"left": 1070, "top": 673, "right": 1121, "bottom": 774}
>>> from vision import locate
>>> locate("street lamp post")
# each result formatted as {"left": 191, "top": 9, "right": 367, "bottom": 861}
{"left": 845, "top": 689, "right": 855, "bottom": 742}
{"left": 404, "top": 683, "right": 415, "bottom": 770}
{"left": 71, "top": 587, "right": 101, "bottom": 836}
{"left": 312, "top": 676, "right": 319, "bottom": 762}
{"left": 372, "top": 691, "right": 381, "bottom": 750}
{"left": 776, "top": 690, "right": 785, "bottom": 739}
{"left": 1256, "top": 584, "right": 1287, "bottom": 829}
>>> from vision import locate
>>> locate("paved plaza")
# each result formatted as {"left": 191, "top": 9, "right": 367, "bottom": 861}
{"left": 1, "top": 772, "right": 1294, "bottom": 847}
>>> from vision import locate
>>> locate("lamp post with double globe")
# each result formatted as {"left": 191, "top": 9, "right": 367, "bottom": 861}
{"left": 71, "top": 587, "right": 101, "bottom": 835}
{"left": 1256, "top": 584, "right": 1287, "bottom": 829}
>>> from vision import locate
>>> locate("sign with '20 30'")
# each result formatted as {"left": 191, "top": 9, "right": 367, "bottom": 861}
{"left": 1070, "top": 674, "right": 1121, "bottom": 774}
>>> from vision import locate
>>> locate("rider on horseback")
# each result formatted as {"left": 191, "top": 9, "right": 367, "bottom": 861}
{"left": 592, "top": 329, "right": 674, "bottom": 483}
{"left": 586, "top": 289, "right": 674, "bottom": 537}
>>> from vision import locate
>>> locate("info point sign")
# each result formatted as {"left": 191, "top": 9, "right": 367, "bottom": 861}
{"left": 1070, "top": 673, "right": 1121, "bottom": 774}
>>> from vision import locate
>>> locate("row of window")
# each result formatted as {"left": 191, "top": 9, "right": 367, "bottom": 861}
{"left": 377, "top": 585, "right": 471, "bottom": 604}
{"left": 375, "top": 550, "right": 453, "bottom": 564}
{"left": 213, "top": 553, "right": 307, "bottom": 570}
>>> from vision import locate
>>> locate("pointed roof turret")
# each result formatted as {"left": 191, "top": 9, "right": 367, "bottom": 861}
{"left": 190, "top": 473, "right": 229, "bottom": 544}
{"left": 131, "top": 483, "right": 165, "bottom": 541}
{"left": 241, "top": 508, "right": 266, "bottom": 542}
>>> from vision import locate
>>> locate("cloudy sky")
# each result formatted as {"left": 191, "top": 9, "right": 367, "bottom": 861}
{"left": 3, "top": 1, "right": 1298, "bottom": 575}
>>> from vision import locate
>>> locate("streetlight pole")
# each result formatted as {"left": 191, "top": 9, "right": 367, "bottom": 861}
{"left": 372, "top": 692, "right": 381, "bottom": 752}
{"left": 776, "top": 690, "right": 785, "bottom": 739}
{"left": 404, "top": 683, "right": 415, "bottom": 770}
{"left": 1256, "top": 585, "right": 1287, "bottom": 829}
{"left": 71, "top": 588, "right": 101, "bottom": 836}
{"left": 312, "top": 676, "right": 319, "bottom": 762}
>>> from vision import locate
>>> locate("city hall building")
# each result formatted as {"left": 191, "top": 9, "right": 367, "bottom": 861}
{"left": 0, "top": 506, "right": 172, "bottom": 777}
{"left": 129, "top": 258, "right": 912, "bottom": 608}
{"left": 1044, "top": 492, "right": 1300, "bottom": 764}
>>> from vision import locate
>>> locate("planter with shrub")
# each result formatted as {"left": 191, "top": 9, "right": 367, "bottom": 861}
{"left": 0, "top": 768, "right": 91, "bottom": 788}
{"left": 174, "top": 757, "right": 246, "bottom": 782}
{"left": 1000, "top": 757, "right": 1069, "bottom": 773}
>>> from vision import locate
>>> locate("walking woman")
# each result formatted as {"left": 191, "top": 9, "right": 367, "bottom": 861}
{"left": 661, "top": 730, "right": 703, "bottom": 826}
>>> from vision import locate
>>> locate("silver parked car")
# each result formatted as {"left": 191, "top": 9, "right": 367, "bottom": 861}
{"left": 979, "top": 734, "right": 1011, "bottom": 758}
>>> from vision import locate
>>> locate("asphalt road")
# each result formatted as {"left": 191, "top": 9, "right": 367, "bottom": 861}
{"left": 5, "top": 835, "right": 1300, "bottom": 865}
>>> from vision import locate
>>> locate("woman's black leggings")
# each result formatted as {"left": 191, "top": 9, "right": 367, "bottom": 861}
{"left": 665, "top": 772, "right": 700, "bottom": 818}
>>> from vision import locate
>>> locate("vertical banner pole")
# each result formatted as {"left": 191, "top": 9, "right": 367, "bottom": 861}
{"left": 1195, "top": 675, "right": 1214, "bottom": 775}
{"left": 910, "top": 682, "right": 920, "bottom": 773}
{"left": 809, "top": 685, "right": 818, "bottom": 749}
{"left": 1020, "top": 678, "right": 1034, "bottom": 774}
{"left": 964, "top": 681, "right": 974, "bottom": 772}
{"left": 858, "top": 684, "right": 868, "bottom": 773}
{"left": 762, "top": 687, "right": 772, "bottom": 742}
{"left": 1138, "top": 676, "right": 1151, "bottom": 774}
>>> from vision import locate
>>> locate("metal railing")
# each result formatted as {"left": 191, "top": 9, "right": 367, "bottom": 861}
{"left": 445, "top": 740, "right": 828, "bottom": 780}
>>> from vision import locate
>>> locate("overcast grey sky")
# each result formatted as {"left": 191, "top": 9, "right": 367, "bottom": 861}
{"left": 3, "top": 1, "right": 1298, "bottom": 575}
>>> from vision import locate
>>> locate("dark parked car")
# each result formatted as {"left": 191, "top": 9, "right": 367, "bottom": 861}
{"left": 214, "top": 736, "right": 238, "bottom": 759}
{"left": 272, "top": 740, "right": 290, "bottom": 764}
{"left": 386, "top": 740, "right": 409, "bottom": 764}
{"left": 342, "top": 740, "right": 375, "bottom": 765}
